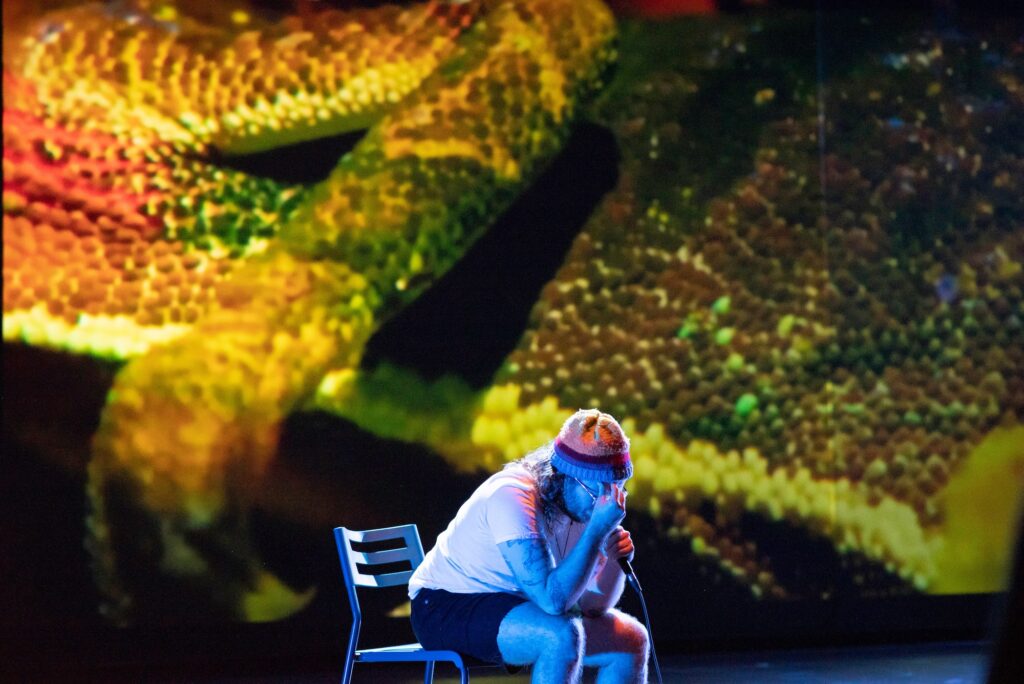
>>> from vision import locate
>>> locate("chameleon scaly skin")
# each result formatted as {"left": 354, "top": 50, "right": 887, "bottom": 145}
{"left": 4, "top": 0, "right": 616, "bottom": 622}
{"left": 316, "top": 20, "right": 1024, "bottom": 599}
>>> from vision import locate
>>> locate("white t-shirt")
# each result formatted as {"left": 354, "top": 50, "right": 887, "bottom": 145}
{"left": 408, "top": 463, "right": 604, "bottom": 598}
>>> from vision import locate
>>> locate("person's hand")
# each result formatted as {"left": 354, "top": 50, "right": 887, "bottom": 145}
{"left": 604, "top": 525, "right": 634, "bottom": 562}
{"left": 589, "top": 482, "right": 627, "bottom": 536}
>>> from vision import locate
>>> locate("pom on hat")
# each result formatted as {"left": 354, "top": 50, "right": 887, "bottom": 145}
{"left": 552, "top": 408, "right": 632, "bottom": 482}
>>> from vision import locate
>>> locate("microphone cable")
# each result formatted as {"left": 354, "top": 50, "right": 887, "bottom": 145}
{"left": 621, "top": 561, "right": 663, "bottom": 684}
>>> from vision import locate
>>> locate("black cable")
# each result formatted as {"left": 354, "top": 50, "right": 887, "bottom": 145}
{"left": 625, "top": 572, "right": 663, "bottom": 684}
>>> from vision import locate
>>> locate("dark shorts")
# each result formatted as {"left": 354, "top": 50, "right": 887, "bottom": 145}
{"left": 410, "top": 588, "right": 528, "bottom": 665}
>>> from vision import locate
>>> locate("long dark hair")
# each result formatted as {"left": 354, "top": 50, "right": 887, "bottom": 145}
{"left": 505, "top": 440, "right": 566, "bottom": 523}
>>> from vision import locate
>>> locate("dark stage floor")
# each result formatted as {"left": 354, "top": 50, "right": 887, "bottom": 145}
{"left": 105, "top": 641, "right": 986, "bottom": 683}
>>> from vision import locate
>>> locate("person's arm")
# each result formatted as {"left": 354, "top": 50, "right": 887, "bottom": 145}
{"left": 578, "top": 525, "right": 633, "bottom": 616}
{"left": 499, "top": 485, "right": 626, "bottom": 615}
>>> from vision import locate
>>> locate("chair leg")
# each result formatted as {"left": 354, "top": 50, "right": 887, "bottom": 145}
{"left": 424, "top": 661, "right": 435, "bottom": 684}
{"left": 341, "top": 657, "right": 355, "bottom": 684}
{"left": 459, "top": 661, "right": 469, "bottom": 684}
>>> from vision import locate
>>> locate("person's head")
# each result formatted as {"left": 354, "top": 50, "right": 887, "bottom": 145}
{"left": 554, "top": 409, "right": 632, "bottom": 522}
{"left": 511, "top": 408, "right": 632, "bottom": 523}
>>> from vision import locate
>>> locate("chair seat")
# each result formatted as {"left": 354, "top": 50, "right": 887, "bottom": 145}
{"left": 356, "top": 643, "right": 465, "bottom": 664}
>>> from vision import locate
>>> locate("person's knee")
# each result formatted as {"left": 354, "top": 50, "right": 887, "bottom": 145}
{"left": 618, "top": 613, "right": 649, "bottom": 660}
{"left": 550, "top": 616, "right": 585, "bottom": 662}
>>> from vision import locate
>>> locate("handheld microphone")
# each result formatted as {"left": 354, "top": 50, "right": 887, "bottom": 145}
{"left": 618, "top": 557, "right": 642, "bottom": 592}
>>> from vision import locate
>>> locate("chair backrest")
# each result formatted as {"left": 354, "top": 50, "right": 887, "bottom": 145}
{"left": 335, "top": 523, "right": 426, "bottom": 651}
{"left": 335, "top": 524, "right": 425, "bottom": 590}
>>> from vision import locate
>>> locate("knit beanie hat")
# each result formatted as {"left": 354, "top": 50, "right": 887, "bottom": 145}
{"left": 552, "top": 409, "right": 632, "bottom": 482}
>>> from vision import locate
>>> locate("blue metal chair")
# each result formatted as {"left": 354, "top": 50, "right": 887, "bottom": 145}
{"left": 334, "top": 524, "right": 471, "bottom": 684}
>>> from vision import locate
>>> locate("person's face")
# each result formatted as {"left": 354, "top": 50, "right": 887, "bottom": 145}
{"left": 562, "top": 475, "right": 625, "bottom": 523}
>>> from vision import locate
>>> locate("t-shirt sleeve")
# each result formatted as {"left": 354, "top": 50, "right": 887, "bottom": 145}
{"left": 487, "top": 484, "right": 543, "bottom": 544}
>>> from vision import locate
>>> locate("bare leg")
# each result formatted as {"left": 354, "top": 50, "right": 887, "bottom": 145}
{"left": 497, "top": 602, "right": 585, "bottom": 684}
{"left": 582, "top": 608, "right": 650, "bottom": 684}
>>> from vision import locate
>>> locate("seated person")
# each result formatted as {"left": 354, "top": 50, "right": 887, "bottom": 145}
{"left": 410, "top": 408, "right": 649, "bottom": 683}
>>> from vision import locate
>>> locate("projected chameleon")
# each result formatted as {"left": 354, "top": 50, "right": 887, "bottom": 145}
{"left": 4, "top": 0, "right": 617, "bottom": 622}
{"left": 4, "top": 0, "right": 1023, "bottom": 623}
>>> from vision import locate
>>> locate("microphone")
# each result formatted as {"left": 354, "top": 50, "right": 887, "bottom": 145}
{"left": 618, "top": 557, "right": 642, "bottom": 592}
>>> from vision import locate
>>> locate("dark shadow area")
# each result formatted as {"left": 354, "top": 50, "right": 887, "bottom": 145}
{"left": 682, "top": 18, "right": 816, "bottom": 199}
{"left": 0, "top": 436, "right": 98, "bottom": 627}
{"left": 595, "top": 12, "right": 822, "bottom": 248}
{"left": 207, "top": 129, "right": 367, "bottom": 186}
{"left": 0, "top": 345, "right": 115, "bottom": 630}
{"left": 986, "top": 511, "right": 1024, "bottom": 683}
{"left": 249, "top": 410, "right": 490, "bottom": 647}
{"left": 361, "top": 122, "right": 620, "bottom": 387}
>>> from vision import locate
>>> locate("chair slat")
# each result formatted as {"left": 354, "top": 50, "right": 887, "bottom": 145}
{"left": 354, "top": 569, "right": 413, "bottom": 588}
{"left": 350, "top": 547, "right": 417, "bottom": 566}
{"left": 346, "top": 525, "right": 417, "bottom": 544}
